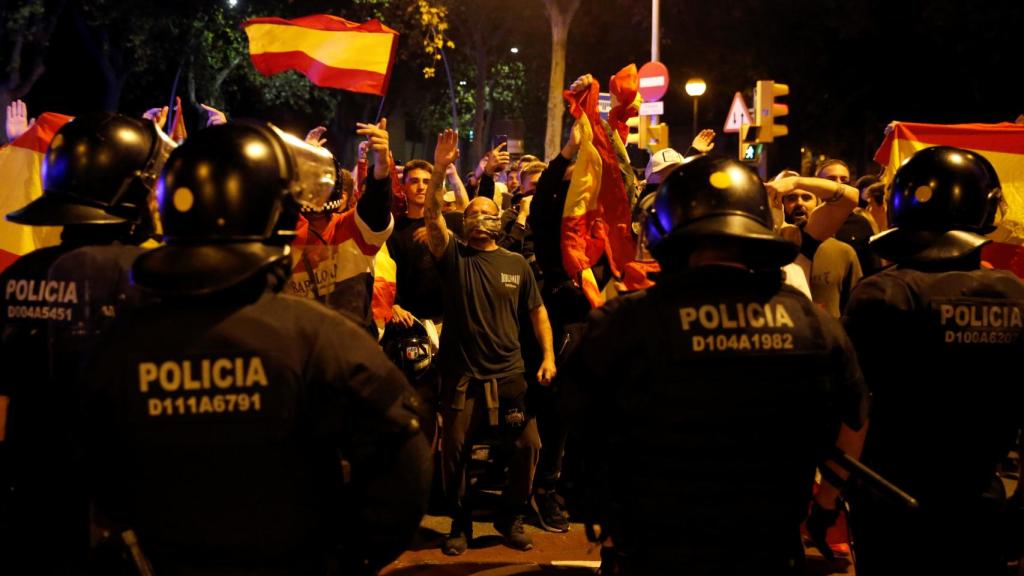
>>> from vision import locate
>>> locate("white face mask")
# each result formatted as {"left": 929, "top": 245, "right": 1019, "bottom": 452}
{"left": 464, "top": 213, "right": 501, "bottom": 238}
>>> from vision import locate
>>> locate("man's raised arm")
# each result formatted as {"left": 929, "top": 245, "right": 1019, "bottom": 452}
{"left": 425, "top": 128, "right": 459, "bottom": 259}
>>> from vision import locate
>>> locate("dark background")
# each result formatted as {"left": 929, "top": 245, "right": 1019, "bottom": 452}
{"left": 9, "top": 0, "right": 1021, "bottom": 177}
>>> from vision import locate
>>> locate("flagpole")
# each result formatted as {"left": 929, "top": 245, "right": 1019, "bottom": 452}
{"left": 374, "top": 94, "right": 387, "bottom": 124}
{"left": 166, "top": 54, "right": 186, "bottom": 132}
{"left": 437, "top": 34, "right": 460, "bottom": 171}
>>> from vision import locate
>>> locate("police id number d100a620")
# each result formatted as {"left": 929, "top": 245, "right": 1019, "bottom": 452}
{"left": 692, "top": 332, "right": 794, "bottom": 352}
{"left": 148, "top": 393, "right": 262, "bottom": 417}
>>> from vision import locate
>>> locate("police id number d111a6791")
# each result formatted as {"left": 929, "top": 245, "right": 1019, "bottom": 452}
{"left": 148, "top": 393, "right": 262, "bottom": 417}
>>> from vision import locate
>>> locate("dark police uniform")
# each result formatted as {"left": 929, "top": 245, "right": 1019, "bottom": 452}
{"left": 843, "top": 146, "right": 1023, "bottom": 575}
{"left": 0, "top": 244, "right": 81, "bottom": 573}
{"left": 844, "top": 264, "right": 1024, "bottom": 574}
{"left": 85, "top": 280, "right": 429, "bottom": 574}
{"left": 81, "top": 121, "right": 432, "bottom": 575}
{"left": 1, "top": 112, "right": 174, "bottom": 575}
{"left": 575, "top": 266, "right": 868, "bottom": 574}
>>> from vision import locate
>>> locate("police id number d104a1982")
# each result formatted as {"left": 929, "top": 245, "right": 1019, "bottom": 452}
{"left": 679, "top": 301, "right": 797, "bottom": 353}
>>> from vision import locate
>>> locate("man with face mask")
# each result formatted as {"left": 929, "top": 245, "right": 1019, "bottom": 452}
{"left": 422, "top": 129, "right": 557, "bottom": 556}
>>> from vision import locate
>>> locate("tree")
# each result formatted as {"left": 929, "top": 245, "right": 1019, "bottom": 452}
{"left": 1, "top": 0, "right": 67, "bottom": 142}
{"left": 541, "top": 0, "right": 580, "bottom": 160}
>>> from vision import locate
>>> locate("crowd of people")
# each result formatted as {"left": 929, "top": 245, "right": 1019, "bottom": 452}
{"left": 0, "top": 68, "right": 1021, "bottom": 576}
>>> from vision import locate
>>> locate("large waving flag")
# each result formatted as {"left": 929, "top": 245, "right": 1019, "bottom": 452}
{"left": 0, "top": 112, "right": 73, "bottom": 273}
{"left": 874, "top": 121, "right": 1024, "bottom": 276}
{"left": 243, "top": 15, "right": 399, "bottom": 96}
{"left": 561, "top": 65, "right": 658, "bottom": 307}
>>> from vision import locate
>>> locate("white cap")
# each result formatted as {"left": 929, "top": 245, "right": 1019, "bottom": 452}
{"left": 644, "top": 148, "right": 686, "bottom": 183}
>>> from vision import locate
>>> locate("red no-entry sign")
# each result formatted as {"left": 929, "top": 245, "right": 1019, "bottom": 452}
{"left": 638, "top": 61, "right": 669, "bottom": 103}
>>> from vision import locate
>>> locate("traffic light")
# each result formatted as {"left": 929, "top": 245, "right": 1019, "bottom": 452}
{"left": 754, "top": 80, "right": 789, "bottom": 143}
{"left": 647, "top": 122, "right": 669, "bottom": 153}
{"left": 626, "top": 114, "right": 650, "bottom": 149}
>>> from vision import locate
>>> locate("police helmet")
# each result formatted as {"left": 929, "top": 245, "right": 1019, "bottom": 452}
{"left": 383, "top": 320, "right": 434, "bottom": 380}
{"left": 6, "top": 112, "right": 176, "bottom": 226}
{"left": 132, "top": 121, "right": 336, "bottom": 295}
{"left": 871, "top": 146, "right": 1003, "bottom": 262}
{"left": 643, "top": 155, "right": 798, "bottom": 269}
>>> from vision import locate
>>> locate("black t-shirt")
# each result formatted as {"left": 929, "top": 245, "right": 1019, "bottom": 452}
{"left": 85, "top": 285, "right": 428, "bottom": 573}
{"left": 573, "top": 265, "right": 867, "bottom": 572}
{"left": 387, "top": 212, "right": 463, "bottom": 319}
{"left": 844, "top": 264, "right": 1024, "bottom": 504}
{"left": 436, "top": 238, "right": 542, "bottom": 380}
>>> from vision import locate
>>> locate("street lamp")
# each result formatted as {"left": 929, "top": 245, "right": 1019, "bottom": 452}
{"left": 685, "top": 78, "right": 707, "bottom": 139}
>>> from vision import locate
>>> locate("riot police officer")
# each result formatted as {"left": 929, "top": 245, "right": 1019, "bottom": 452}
{"left": 83, "top": 122, "right": 431, "bottom": 575}
{"left": 571, "top": 156, "right": 869, "bottom": 574}
{"left": 0, "top": 112, "right": 174, "bottom": 574}
{"left": 844, "top": 146, "right": 1024, "bottom": 575}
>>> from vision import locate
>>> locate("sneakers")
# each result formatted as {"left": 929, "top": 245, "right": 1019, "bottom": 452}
{"left": 494, "top": 514, "right": 534, "bottom": 551}
{"left": 442, "top": 519, "right": 471, "bottom": 556}
{"left": 531, "top": 490, "right": 570, "bottom": 533}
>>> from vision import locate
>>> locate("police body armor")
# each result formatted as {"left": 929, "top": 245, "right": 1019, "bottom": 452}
{"left": 1, "top": 112, "right": 174, "bottom": 576}
{"left": 577, "top": 157, "right": 866, "bottom": 574}
{"left": 86, "top": 122, "right": 430, "bottom": 576}
{"left": 845, "top": 146, "right": 1023, "bottom": 575}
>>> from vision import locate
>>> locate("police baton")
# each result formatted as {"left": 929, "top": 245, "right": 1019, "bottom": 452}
{"left": 824, "top": 447, "right": 918, "bottom": 509}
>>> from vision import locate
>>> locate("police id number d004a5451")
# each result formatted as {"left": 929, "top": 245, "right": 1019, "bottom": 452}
{"left": 148, "top": 393, "right": 262, "bottom": 417}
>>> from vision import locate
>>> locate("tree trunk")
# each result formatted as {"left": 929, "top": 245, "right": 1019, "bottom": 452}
{"left": 543, "top": 0, "right": 580, "bottom": 161}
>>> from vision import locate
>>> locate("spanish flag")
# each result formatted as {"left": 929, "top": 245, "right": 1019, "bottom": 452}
{"left": 0, "top": 112, "right": 73, "bottom": 273}
{"left": 874, "top": 121, "right": 1024, "bottom": 275}
{"left": 243, "top": 15, "right": 399, "bottom": 96}
{"left": 562, "top": 65, "right": 658, "bottom": 307}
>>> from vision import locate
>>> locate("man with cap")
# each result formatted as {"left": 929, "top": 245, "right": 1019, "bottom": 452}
{"left": 571, "top": 155, "right": 869, "bottom": 574}
{"left": 83, "top": 122, "right": 431, "bottom": 575}
{"left": 0, "top": 112, "right": 175, "bottom": 574}
{"left": 843, "top": 146, "right": 1024, "bottom": 575}
{"left": 639, "top": 128, "right": 717, "bottom": 200}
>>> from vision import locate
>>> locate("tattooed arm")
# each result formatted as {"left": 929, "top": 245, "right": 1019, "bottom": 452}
{"left": 425, "top": 128, "right": 460, "bottom": 259}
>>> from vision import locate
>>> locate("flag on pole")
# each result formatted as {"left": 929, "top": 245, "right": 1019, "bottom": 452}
{"left": 167, "top": 96, "right": 187, "bottom": 143}
{"left": 874, "top": 121, "right": 1024, "bottom": 276}
{"left": 0, "top": 112, "right": 73, "bottom": 273}
{"left": 561, "top": 65, "right": 658, "bottom": 308}
{"left": 243, "top": 15, "right": 399, "bottom": 96}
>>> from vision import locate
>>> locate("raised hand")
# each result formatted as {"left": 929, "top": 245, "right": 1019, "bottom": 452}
{"left": 434, "top": 128, "right": 460, "bottom": 168}
{"left": 305, "top": 126, "right": 328, "bottom": 147}
{"left": 691, "top": 129, "right": 716, "bottom": 153}
{"left": 5, "top": 100, "right": 34, "bottom": 142}
{"left": 142, "top": 106, "right": 170, "bottom": 132}
{"left": 484, "top": 141, "right": 508, "bottom": 176}
{"left": 200, "top": 103, "right": 227, "bottom": 127}
{"left": 569, "top": 74, "right": 594, "bottom": 94}
{"left": 356, "top": 118, "right": 391, "bottom": 180}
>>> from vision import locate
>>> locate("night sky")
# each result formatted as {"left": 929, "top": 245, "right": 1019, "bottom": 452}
{"left": 13, "top": 0, "right": 1022, "bottom": 176}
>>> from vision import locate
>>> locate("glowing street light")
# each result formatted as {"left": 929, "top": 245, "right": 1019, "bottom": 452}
{"left": 510, "top": 47, "right": 519, "bottom": 54}
{"left": 685, "top": 77, "right": 707, "bottom": 138}
{"left": 227, "top": 0, "right": 238, "bottom": 7}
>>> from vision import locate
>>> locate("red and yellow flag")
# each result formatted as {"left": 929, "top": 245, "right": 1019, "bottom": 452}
{"left": 874, "top": 121, "right": 1024, "bottom": 275}
{"left": 0, "top": 112, "right": 73, "bottom": 273}
{"left": 561, "top": 65, "right": 658, "bottom": 307}
{"left": 243, "top": 15, "right": 399, "bottom": 96}
{"left": 372, "top": 242, "right": 397, "bottom": 335}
